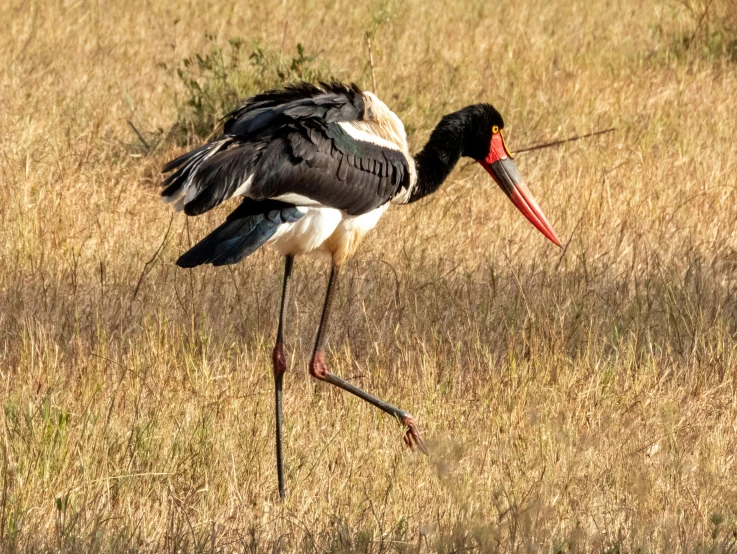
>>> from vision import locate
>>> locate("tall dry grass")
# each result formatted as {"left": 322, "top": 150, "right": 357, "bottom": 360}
{"left": 2, "top": 0, "right": 737, "bottom": 552}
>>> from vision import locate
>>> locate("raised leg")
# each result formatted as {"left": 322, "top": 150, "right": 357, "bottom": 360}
{"left": 273, "top": 255, "right": 294, "bottom": 499}
{"left": 309, "top": 264, "right": 427, "bottom": 454}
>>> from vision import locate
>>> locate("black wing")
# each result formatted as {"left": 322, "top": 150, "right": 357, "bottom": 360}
{"left": 249, "top": 120, "right": 409, "bottom": 215}
{"left": 175, "top": 199, "right": 304, "bottom": 268}
{"left": 223, "top": 81, "right": 365, "bottom": 136}
{"left": 161, "top": 82, "right": 409, "bottom": 217}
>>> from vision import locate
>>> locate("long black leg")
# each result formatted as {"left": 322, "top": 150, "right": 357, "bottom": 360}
{"left": 273, "top": 255, "right": 294, "bottom": 499}
{"left": 309, "top": 264, "right": 427, "bottom": 454}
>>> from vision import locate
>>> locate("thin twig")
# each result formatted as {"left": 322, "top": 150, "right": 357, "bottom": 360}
{"left": 689, "top": 0, "right": 716, "bottom": 46}
{"left": 128, "top": 214, "right": 174, "bottom": 314}
{"left": 0, "top": 422, "right": 8, "bottom": 544}
{"left": 366, "top": 35, "right": 378, "bottom": 93}
{"left": 514, "top": 127, "right": 616, "bottom": 155}
{"left": 126, "top": 119, "right": 150, "bottom": 152}
{"left": 280, "top": 20, "right": 288, "bottom": 53}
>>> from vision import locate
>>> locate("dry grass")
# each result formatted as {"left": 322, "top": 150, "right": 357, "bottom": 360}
{"left": 2, "top": 0, "right": 737, "bottom": 552}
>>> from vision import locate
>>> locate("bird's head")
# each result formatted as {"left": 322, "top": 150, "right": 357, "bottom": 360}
{"left": 459, "top": 104, "right": 562, "bottom": 247}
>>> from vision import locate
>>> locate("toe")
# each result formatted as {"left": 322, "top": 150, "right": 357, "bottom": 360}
{"left": 401, "top": 415, "right": 429, "bottom": 455}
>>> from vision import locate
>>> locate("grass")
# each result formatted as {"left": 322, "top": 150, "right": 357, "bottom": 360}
{"left": 2, "top": 0, "right": 737, "bottom": 552}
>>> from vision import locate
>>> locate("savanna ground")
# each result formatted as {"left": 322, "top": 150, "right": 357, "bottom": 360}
{"left": 2, "top": 0, "right": 737, "bottom": 552}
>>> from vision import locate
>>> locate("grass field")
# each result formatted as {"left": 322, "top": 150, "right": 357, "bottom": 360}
{"left": 2, "top": 0, "right": 737, "bottom": 552}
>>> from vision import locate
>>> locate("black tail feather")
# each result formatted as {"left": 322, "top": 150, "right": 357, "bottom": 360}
{"left": 160, "top": 139, "right": 232, "bottom": 208}
{"left": 162, "top": 142, "right": 215, "bottom": 173}
{"left": 182, "top": 145, "right": 259, "bottom": 216}
{"left": 176, "top": 215, "right": 278, "bottom": 267}
{"left": 176, "top": 200, "right": 304, "bottom": 267}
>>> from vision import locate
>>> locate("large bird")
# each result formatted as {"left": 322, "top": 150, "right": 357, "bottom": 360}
{"left": 161, "top": 81, "right": 561, "bottom": 498}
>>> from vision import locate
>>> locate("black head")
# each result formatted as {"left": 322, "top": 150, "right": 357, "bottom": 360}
{"left": 455, "top": 103, "right": 506, "bottom": 160}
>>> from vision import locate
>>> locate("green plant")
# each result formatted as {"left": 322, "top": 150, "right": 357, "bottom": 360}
{"left": 167, "top": 34, "right": 333, "bottom": 141}
{"left": 670, "top": 0, "right": 737, "bottom": 61}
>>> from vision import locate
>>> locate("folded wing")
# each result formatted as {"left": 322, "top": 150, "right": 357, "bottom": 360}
{"left": 161, "top": 82, "right": 409, "bottom": 217}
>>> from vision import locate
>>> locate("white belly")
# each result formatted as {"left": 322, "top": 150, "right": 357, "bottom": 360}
{"left": 323, "top": 205, "right": 388, "bottom": 263}
{"left": 266, "top": 207, "right": 342, "bottom": 256}
{"left": 265, "top": 205, "right": 388, "bottom": 262}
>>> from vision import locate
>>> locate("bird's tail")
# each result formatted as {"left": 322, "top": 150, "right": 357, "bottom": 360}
{"left": 162, "top": 137, "right": 263, "bottom": 215}
{"left": 176, "top": 200, "right": 303, "bottom": 267}
{"left": 161, "top": 139, "right": 230, "bottom": 211}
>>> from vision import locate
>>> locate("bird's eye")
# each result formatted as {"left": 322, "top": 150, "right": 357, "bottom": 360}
{"left": 492, "top": 125, "right": 499, "bottom": 134}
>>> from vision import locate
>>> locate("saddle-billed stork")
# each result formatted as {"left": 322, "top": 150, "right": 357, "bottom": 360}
{"left": 161, "top": 82, "right": 561, "bottom": 498}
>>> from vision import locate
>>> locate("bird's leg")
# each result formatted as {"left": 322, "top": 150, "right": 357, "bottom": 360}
{"left": 273, "top": 255, "right": 294, "bottom": 499}
{"left": 309, "top": 264, "right": 428, "bottom": 454}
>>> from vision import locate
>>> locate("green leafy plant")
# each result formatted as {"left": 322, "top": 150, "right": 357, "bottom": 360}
{"left": 166, "top": 34, "right": 334, "bottom": 141}
{"left": 670, "top": 0, "right": 737, "bottom": 62}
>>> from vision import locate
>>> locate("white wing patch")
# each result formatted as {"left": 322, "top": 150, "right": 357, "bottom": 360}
{"left": 271, "top": 193, "right": 326, "bottom": 207}
{"left": 337, "top": 122, "right": 402, "bottom": 151}
{"left": 232, "top": 175, "right": 254, "bottom": 198}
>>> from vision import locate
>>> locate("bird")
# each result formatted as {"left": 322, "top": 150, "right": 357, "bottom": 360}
{"left": 160, "top": 81, "right": 561, "bottom": 498}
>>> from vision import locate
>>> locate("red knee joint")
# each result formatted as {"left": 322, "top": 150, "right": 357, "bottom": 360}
{"left": 272, "top": 343, "right": 287, "bottom": 376}
{"left": 309, "top": 351, "right": 328, "bottom": 379}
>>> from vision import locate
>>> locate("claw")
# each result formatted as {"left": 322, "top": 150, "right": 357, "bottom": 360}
{"left": 401, "top": 414, "right": 428, "bottom": 455}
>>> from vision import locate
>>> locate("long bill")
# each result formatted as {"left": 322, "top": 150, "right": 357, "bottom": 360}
{"left": 479, "top": 132, "right": 562, "bottom": 247}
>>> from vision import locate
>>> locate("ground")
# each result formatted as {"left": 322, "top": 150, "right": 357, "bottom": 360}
{"left": 2, "top": 0, "right": 737, "bottom": 552}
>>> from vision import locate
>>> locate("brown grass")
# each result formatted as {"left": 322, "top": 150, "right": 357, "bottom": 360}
{"left": 2, "top": 0, "right": 737, "bottom": 552}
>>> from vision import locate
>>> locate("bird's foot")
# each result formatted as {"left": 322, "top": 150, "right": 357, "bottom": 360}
{"left": 401, "top": 413, "right": 428, "bottom": 455}
{"left": 273, "top": 342, "right": 287, "bottom": 377}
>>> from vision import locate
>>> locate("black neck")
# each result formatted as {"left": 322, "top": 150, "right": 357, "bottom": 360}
{"left": 407, "top": 112, "right": 467, "bottom": 203}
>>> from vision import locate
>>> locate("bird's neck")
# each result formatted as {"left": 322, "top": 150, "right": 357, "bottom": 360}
{"left": 408, "top": 113, "right": 467, "bottom": 203}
